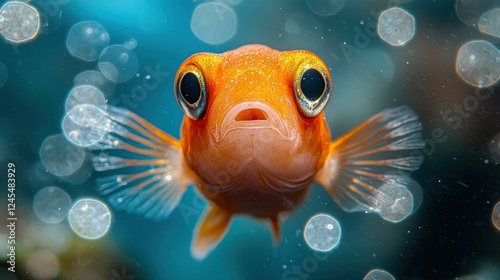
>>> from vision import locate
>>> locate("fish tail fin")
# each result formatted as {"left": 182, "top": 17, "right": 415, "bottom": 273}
{"left": 64, "top": 104, "right": 194, "bottom": 221}
{"left": 315, "top": 106, "right": 425, "bottom": 222}
{"left": 191, "top": 204, "right": 232, "bottom": 260}
{"left": 269, "top": 215, "right": 281, "bottom": 245}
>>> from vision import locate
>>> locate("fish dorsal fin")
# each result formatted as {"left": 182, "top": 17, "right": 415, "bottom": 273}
{"left": 315, "top": 106, "right": 425, "bottom": 218}
{"left": 191, "top": 204, "right": 232, "bottom": 260}
{"left": 68, "top": 105, "right": 196, "bottom": 221}
{"left": 269, "top": 215, "right": 281, "bottom": 245}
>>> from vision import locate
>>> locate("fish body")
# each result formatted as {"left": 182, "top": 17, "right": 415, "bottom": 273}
{"left": 179, "top": 45, "right": 331, "bottom": 219}
{"left": 89, "top": 45, "right": 424, "bottom": 259}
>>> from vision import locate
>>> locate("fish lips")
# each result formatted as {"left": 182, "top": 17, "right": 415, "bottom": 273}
{"left": 217, "top": 101, "right": 291, "bottom": 142}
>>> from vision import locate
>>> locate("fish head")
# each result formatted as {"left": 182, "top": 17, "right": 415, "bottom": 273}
{"left": 175, "top": 45, "right": 332, "bottom": 197}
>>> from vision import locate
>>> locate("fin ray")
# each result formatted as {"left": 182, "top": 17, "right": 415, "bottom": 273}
{"left": 315, "top": 106, "right": 424, "bottom": 214}
{"left": 191, "top": 204, "right": 232, "bottom": 260}
{"left": 269, "top": 215, "right": 281, "bottom": 244}
{"left": 79, "top": 105, "right": 193, "bottom": 221}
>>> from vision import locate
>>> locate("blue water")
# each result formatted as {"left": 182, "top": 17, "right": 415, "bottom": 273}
{"left": 1, "top": 0, "right": 500, "bottom": 279}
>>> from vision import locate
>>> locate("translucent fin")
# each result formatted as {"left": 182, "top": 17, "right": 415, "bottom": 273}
{"left": 70, "top": 104, "right": 194, "bottom": 221}
{"left": 269, "top": 215, "right": 281, "bottom": 244}
{"left": 315, "top": 106, "right": 425, "bottom": 217}
{"left": 191, "top": 204, "right": 232, "bottom": 260}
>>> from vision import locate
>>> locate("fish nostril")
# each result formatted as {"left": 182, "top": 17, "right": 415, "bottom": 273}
{"left": 234, "top": 108, "right": 268, "bottom": 121}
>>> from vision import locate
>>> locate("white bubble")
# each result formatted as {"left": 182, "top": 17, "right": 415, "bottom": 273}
{"left": 74, "top": 70, "right": 115, "bottom": 97}
{"left": 66, "top": 21, "right": 109, "bottom": 62}
{"left": 68, "top": 199, "right": 111, "bottom": 239}
{"left": 285, "top": 16, "right": 300, "bottom": 34}
{"left": 489, "top": 132, "right": 500, "bottom": 163}
{"left": 39, "top": 134, "right": 86, "bottom": 177}
{"left": 377, "top": 7, "right": 415, "bottom": 46}
{"left": 492, "top": 201, "right": 500, "bottom": 231}
{"left": 455, "top": 0, "right": 493, "bottom": 27}
{"left": 33, "top": 186, "right": 72, "bottom": 224}
{"left": 98, "top": 44, "right": 138, "bottom": 83}
{"left": 363, "top": 269, "right": 395, "bottom": 280}
{"left": 124, "top": 38, "right": 137, "bottom": 49}
{"left": 0, "top": 61, "right": 7, "bottom": 88}
{"left": 456, "top": 40, "right": 500, "bottom": 88}
{"left": 191, "top": 2, "right": 237, "bottom": 45}
{"left": 65, "top": 85, "right": 106, "bottom": 113}
{"left": 306, "top": 0, "right": 345, "bottom": 16}
{"left": 303, "top": 213, "right": 341, "bottom": 252}
{"left": 26, "top": 250, "right": 60, "bottom": 280}
{"left": 0, "top": 1, "right": 40, "bottom": 43}
{"left": 26, "top": 222, "right": 72, "bottom": 254}
{"left": 62, "top": 104, "right": 107, "bottom": 147}
{"left": 479, "top": 8, "right": 500, "bottom": 38}
{"left": 27, "top": 161, "right": 56, "bottom": 188}
{"left": 60, "top": 158, "right": 92, "bottom": 185}
{"left": 372, "top": 184, "right": 413, "bottom": 223}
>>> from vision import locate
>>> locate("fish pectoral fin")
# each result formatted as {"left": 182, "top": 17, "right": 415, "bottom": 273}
{"left": 315, "top": 106, "right": 425, "bottom": 217}
{"left": 269, "top": 215, "right": 281, "bottom": 245}
{"left": 191, "top": 204, "right": 232, "bottom": 260}
{"left": 81, "top": 105, "right": 196, "bottom": 221}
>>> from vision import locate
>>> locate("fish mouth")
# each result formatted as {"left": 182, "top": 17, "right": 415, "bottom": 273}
{"left": 218, "top": 101, "right": 290, "bottom": 141}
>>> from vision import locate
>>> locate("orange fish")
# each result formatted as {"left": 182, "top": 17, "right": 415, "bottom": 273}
{"left": 91, "top": 45, "right": 424, "bottom": 259}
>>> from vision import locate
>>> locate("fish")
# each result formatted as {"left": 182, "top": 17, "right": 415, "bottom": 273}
{"left": 87, "top": 44, "right": 424, "bottom": 260}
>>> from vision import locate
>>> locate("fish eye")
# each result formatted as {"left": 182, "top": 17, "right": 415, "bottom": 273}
{"left": 175, "top": 65, "right": 207, "bottom": 120}
{"left": 293, "top": 65, "right": 331, "bottom": 118}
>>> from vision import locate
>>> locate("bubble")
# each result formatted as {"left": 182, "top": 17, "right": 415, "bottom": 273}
{"left": 26, "top": 250, "right": 59, "bottom": 280}
{"left": 39, "top": 134, "right": 86, "bottom": 177}
{"left": 0, "top": 1, "right": 40, "bottom": 43}
{"left": 377, "top": 7, "right": 415, "bottom": 46}
{"left": 363, "top": 269, "right": 395, "bottom": 280}
{"left": 489, "top": 132, "right": 500, "bottom": 163}
{"left": 66, "top": 21, "right": 109, "bottom": 62}
{"left": 492, "top": 201, "right": 500, "bottom": 231}
{"left": 455, "top": 0, "right": 494, "bottom": 27}
{"left": 62, "top": 104, "right": 107, "bottom": 147}
{"left": 28, "top": 161, "right": 56, "bottom": 188}
{"left": 60, "top": 158, "right": 92, "bottom": 185}
{"left": 26, "top": 222, "right": 72, "bottom": 254}
{"left": 74, "top": 70, "right": 115, "bottom": 97}
{"left": 98, "top": 44, "right": 138, "bottom": 83}
{"left": 124, "top": 38, "right": 137, "bottom": 49}
{"left": 456, "top": 40, "right": 500, "bottom": 87}
{"left": 285, "top": 17, "right": 300, "bottom": 34}
{"left": 0, "top": 61, "right": 7, "bottom": 88}
{"left": 33, "top": 186, "right": 72, "bottom": 224}
{"left": 65, "top": 85, "right": 106, "bottom": 113}
{"left": 68, "top": 199, "right": 111, "bottom": 239}
{"left": 303, "top": 213, "right": 341, "bottom": 252}
{"left": 306, "top": 0, "right": 345, "bottom": 16}
{"left": 372, "top": 184, "right": 413, "bottom": 223}
{"left": 478, "top": 8, "right": 500, "bottom": 38}
{"left": 191, "top": 2, "right": 237, "bottom": 45}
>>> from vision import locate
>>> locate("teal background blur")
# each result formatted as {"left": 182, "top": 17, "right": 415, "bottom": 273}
{"left": 1, "top": 0, "right": 500, "bottom": 279}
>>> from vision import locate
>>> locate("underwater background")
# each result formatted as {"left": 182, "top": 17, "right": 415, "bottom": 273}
{"left": 0, "top": 0, "right": 500, "bottom": 279}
